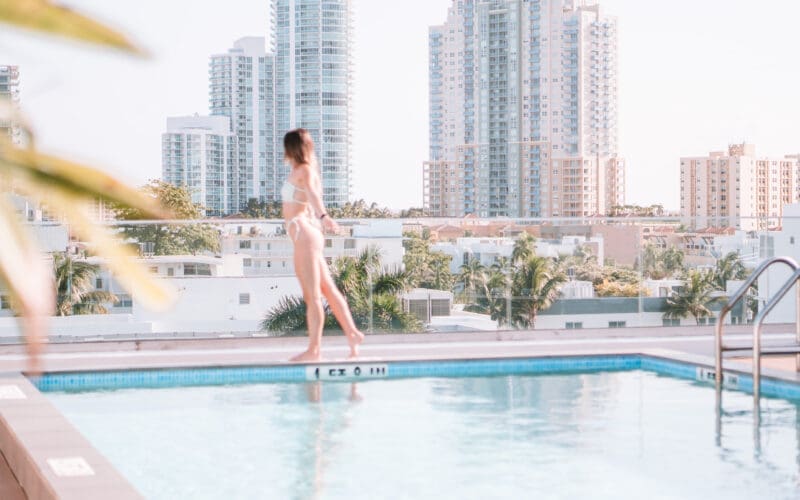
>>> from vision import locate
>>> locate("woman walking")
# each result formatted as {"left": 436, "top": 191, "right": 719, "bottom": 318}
{"left": 281, "top": 128, "right": 364, "bottom": 361}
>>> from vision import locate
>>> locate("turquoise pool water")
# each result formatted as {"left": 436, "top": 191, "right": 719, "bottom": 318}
{"left": 45, "top": 368, "right": 800, "bottom": 499}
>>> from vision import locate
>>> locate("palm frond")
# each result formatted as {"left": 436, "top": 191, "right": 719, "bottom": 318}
{"left": 0, "top": 195, "right": 53, "bottom": 370}
{"left": 261, "top": 295, "right": 308, "bottom": 333}
{"left": 372, "top": 266, "right": 412, "bottom": 295}
{"left": 2, "top": 136, "right": 170, "bottom": 219}
{"left": 0, "top": 0, "right": 144, "bottom": 54}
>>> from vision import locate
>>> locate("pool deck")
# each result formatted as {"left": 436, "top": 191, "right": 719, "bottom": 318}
{"left": 0, "top": 324, "right": 798, "bottom": 499}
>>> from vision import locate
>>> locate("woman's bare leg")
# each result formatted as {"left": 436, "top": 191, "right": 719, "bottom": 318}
{"left": 290, "top": 226, "right": 325, "bottom": 362}
{"left": 318, "top": 258, "right": 364, "bottom": 358}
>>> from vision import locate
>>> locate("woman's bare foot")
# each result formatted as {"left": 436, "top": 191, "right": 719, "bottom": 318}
{"left": 290, "top": 348, "right": 322, "bottom": 362}
{"left": 345, "top": 329, "right": 365, "bottom": 359}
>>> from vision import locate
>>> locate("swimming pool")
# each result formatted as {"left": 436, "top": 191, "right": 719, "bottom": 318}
{"left": 40, "top": 357, "right": 800, "bottom": 499}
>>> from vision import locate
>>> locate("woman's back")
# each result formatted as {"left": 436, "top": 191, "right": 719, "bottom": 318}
{"left": 282, "top": 163, "right": 312, "bottom": 219}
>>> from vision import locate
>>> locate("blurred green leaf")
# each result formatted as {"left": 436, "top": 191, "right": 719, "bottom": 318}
{"left": 1, "top": 136, "right": 170, "bottom": 219}
{"left": 0, "top": 195, "right": 54, "bottom": 373}
{"left": 0, "top": 0, "right": 144, "bottom": 54}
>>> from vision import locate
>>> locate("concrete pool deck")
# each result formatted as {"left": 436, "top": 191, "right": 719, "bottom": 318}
{"left": 0, "top": 324, "right": 798, "bottom": 499}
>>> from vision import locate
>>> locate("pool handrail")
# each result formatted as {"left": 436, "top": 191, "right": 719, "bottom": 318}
{"left": 751, "top": 265, "right": 800, "bottom": 401}
{"left": 714, "top": 256, "right": 799, "bottom": 393}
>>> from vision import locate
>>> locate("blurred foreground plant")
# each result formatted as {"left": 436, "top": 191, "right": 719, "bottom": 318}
{"left": 0, "top": 1, "right": 171, "bottom": 372}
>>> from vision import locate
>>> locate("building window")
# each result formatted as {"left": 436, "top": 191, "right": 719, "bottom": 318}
{"left": 149, "top": 266, "right": 158, "bottom": 274}
{"left": 608, "top": 321, "right": 626, "bottom": 328}
{"left": 95, "top": 278, "right": 103, "bottom": 289}
{"left": 184, "top": 263, "right": 212, "bottom": 276}
{"left": 243, "top": 258, "right": 252, "bottom": 267}
{"left": 239, "top": 293, "right": 250, "bottom": 305}
{"left": 0, "top": 295, "right": 10, "bottom": 310}
{"left": 566, "top": 322, "right": 583, "bottom": 329}
{"left": 239, "top": 240, "right": 252, "bottom": 249}
{"left": 662, "top": 318, "right": 681, "bottom": 327}
{"left": 167, "top": 268, "right": 175, "bottom": 277}
{"left": 325, "top": 239, "right": 333, "bottom": 248}
{"left": 344, "top": 239, "right": 356, "bottom": 249}
{"left": 114, "top": 294, "right": 133, "bottom": 308}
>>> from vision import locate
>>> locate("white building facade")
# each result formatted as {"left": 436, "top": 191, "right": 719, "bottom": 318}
{"left": 757, "top": 203, "right": 800, "bottom": 324}
{"left": 275, "top": 0, "right": 354, "bottom": 207}
{"left": 0, "top": 65, "right": 20, "bottom": 145}
{"left": 209, "top": 37, "right": 278, "bottom": 210}
{"left": 433, "top": 234, "right": 603, "bottom": 274}
{"left": 424, "top": 0, "right": 624, "bottom": 218}
{"left": 164, "top": 2, "right": 355, "bottom": 215}
{"left": 221, "top": 220, "right": 405, "bottom": 276}
{"left": 162, "top": 115, "right": 236, "bottom": 216}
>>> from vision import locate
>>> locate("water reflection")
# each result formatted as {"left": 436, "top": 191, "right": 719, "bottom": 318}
{"left": 289, "top": 382, "right": 361, "bottom": 500}
{"left": 714, "top": 390, "right": 800, "bottom": 485}
{"left": 428, "top": 372, "right": 621, "bottom": 452}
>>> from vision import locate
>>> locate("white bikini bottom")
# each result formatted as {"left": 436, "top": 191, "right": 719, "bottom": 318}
{"left": 285, "top": 212, "right": 322, "bottom": 242}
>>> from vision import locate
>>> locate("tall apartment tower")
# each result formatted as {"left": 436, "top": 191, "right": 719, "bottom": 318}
{"left": 275, "top": 0, "right": 353, "bottom": 207}
{"left": 162, "top": 115, "right": 236, "bottom": 216}
{"left": 424, "top": 0, "right": 623, "bottom": 218}
{"left": 164, "top": 3, "right": 353, "bottom": 215}
{"left": 0, "top": 65, "right": 21, "bottom": 145}
{"left": 680, "top": 143, "right": 800, "bottom": 231}
{"left": 209, "top": 37, "right": 278, "bottom": 211}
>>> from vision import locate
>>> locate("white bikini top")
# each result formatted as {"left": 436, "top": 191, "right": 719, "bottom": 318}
{"left": 281, "top": 180, "right": 309, "bottom": 205}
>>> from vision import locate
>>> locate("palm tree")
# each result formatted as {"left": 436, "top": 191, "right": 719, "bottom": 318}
{"left": 427, "top": 253, "right": 454, "bottom": 291}
{"left": 511, "top": 256, "right": 566, "bottom": 328}
{"left": 712, "top": 252, "right": 747, "bottom": 291}
{"left": 661, "top": 246, "right": 685, "bottom": 277}
{"left": 261, "top": 248, "right": 422, "bottom": 334}
{"left": 457, "top": 257, "right": 486, "bottom": 302}
{"left": 260, "top": 296, "right": 337, "bottom": 333}
{"left": 52, "top": 253, "right": 118, "bottom": 315}
{"left": 640, "top": 243, "right": 664, "bottom": 279}
{"left": 663, "top": 270, "right": 720, "bottom": 325}
{"left": 511, "top": 233, "right": 536, "bottom": 265}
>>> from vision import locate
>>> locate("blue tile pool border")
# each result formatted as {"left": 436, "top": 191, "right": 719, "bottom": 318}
{"left": 30, "top": 354, "right": 800, "bottom": 401}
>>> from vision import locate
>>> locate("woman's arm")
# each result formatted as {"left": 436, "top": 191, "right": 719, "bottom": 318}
{"left": 301, "top": 163, "right": 339, "bottom": 232}
{"left": 302, "top": 163, "right": 327, "bottom": 218}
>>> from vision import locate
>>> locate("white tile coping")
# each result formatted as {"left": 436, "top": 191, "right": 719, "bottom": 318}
{"left": 47, "top": 456, "right": 95, "bottom": 477}
{"left": 0, "top": 385, "right": 26, "bottom": 400}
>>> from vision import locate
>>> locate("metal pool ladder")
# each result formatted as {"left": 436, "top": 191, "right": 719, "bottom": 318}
{"left": 715, "top": 256, "right": 800, "bottom": 402}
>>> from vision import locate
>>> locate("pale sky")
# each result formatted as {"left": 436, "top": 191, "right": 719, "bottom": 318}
{"left": 2, "top": 0, "right": 798, "bottom": 211}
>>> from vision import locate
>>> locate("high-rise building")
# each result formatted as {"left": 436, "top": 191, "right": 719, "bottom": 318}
{"left": 162, "top": 115, "right": 236, "bottom": 216}
{"left": 424, "top": 0, "right": 623, "bottom": 218}
{"left": 275, "top": 0, "right": 353, "bottom": 207}
{"left": 0, "top": 65, "right": 21, "bottom": 145}
{"left": 680, "top": 143, "right": 800, "bottom": 231}
{"left": 209, "top": 37, "right": 277, "bottom": 211}
{"left": 164, "top": 1, "right": 353, "bottom": 215}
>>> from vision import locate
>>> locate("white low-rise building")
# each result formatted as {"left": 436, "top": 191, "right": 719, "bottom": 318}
{"left": 0, "top": 254, "right": 303, "bottom": 336}
{"left": 559, "top": 280, "right": 595, "bottom": 299}
{"left": 757, "top": 203, "right": 800, "bottom": 324}
{"left": 433, "top": 235, "right": 604, "bottom": 274}
{"left": 643, "top": 279, "right": 684, "bottom": 298}
{"left": 222, "top": 220, "right": 405, "bottom": 276}
{"left": 0, "top": 220, "right": 407, "bottom": 337}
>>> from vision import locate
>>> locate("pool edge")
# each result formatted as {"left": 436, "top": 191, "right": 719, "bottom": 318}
{"left": 4, "top": 346, "right": 800, "bottom": 499}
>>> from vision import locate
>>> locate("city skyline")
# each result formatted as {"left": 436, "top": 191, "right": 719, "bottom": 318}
{"left": 164, "top": 0, "right": 354, "bottom": 216}
{"left": 3, "top": 0, "right": 800, "bottom": 211}
{"left": 425, "top": 0, "right": 623, "bottom": 218}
